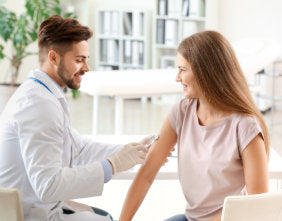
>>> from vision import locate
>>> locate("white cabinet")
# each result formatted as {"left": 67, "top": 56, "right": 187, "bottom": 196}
{"left": 95, "top": 9, "right": 150, "bottom": 70}
{"left": 152, "top": 0, "right": 217, "bottom": 69}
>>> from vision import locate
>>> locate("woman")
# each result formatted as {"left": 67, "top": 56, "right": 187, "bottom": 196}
{"left": 119, "top": 31, "right": 269, "bottom": 221}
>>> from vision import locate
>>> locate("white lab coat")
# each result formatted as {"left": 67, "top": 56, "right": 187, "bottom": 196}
{"left": 0, "top": 71, "right": 121, "bottom": 221}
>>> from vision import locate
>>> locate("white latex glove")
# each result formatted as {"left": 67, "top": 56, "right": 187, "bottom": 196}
{"left": 140, "top": 135, "right": 159, "bottom": 148}
{"left": 107, "top": 142, "right": 147, "bottom": 174}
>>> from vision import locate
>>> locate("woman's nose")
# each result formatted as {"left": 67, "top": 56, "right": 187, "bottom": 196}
{"left": 176, "top": 72, "right": 181, "bottom": 82}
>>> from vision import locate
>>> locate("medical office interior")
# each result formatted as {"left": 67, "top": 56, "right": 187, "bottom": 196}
{"left": 1, "top": 0, "right": 282, "bottom": 220}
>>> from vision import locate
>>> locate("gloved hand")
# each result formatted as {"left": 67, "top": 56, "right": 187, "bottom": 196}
{"left": 139, "top": 135, "right": 157, "bottom": 148}
{"left": 107, "top": 142, "right": 148, "bottom": 174}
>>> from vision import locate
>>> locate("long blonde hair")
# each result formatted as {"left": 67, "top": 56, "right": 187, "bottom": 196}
{"left": 178, "top": 30, "right": 269, "bottom": 155}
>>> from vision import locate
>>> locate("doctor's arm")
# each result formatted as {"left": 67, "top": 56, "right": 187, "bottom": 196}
{"left": 119, "top": 116, "right": 177, "bottom": 221}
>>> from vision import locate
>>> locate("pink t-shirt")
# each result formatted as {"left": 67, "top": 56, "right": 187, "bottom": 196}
{"left": 169, "top": 98, "right": 263, "bottom": 221}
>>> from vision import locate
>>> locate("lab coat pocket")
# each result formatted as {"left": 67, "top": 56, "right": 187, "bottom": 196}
{"left": 27, "top": 207, "right": 48, "bottom": 221}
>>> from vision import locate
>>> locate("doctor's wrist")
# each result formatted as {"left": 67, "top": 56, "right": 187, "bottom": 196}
{"left": 107, "top": 159, "right": 116, "bottom": 175}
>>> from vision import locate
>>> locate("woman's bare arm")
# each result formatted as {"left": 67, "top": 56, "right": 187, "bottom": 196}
{"left": 242, "top": 134, "right": 268, "bottom": 194}
{"left": 119, "top": 116, "right": 177, "bottom": 221}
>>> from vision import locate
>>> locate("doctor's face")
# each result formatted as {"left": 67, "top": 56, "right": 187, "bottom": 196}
{"left": 57, "top": 40, "right": 90, "bottom": 90}
{"left": 176, "top": 53, "right": 201, "bottom": 99}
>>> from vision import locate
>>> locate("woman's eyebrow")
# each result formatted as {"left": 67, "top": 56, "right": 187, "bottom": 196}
{"left": 75, "top": 55, "right": 89, "bottom": 59}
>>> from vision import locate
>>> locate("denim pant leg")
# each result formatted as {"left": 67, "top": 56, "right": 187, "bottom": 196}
{"left": 92, "top": 207, "right": 114, "bottom": 220}
{"left": 164, "top": 214, "right": 188, "bottom": 221}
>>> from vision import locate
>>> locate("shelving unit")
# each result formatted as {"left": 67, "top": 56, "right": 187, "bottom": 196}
{"left": 95, "top": 9, "right": 150, "bottom": 70}
{"left": 254, "top": 60, "right": 282, "bottom": 134}
{"left": 152, "top": 0, "right": 207, "bottom": 69}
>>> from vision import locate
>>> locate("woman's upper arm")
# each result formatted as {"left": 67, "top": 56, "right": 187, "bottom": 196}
{"left": 241, "top": 134, "right": 268, "bottom": 194}
{"left": 119, "top": 116, "right": 177, "bottom": 221}
{"left": 139, "top": 115, "right": 177, "bottom": 181}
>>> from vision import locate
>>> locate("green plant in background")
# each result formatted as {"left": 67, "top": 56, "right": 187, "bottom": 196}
{"left": 0, "top": 0, "right": 80, "bottom": 98}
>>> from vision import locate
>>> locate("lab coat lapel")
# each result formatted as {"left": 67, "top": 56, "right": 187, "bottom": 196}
{"left": 58, "top": 97, "right": 71, "bottom": 121}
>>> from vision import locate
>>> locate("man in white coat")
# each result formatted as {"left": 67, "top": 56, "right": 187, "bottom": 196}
{"left": 0, "top": 15, "right": 151, "bottom": 221}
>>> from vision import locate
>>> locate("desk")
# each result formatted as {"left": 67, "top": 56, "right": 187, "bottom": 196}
{"left": 80, "top": 69, "right": 182, "bottom": 135}
{"left": 93, "top": 135, "right": 282, "bottom": 186}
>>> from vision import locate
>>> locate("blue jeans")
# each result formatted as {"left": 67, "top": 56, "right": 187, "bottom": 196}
{"left": 92, "top": 207, "right": 114, "bottom": 220}
{"left": 164, "top": 214, "right": 188, "bottom": 221}
{"left": 63, "top": 207, "right": 114, "bottom": 220}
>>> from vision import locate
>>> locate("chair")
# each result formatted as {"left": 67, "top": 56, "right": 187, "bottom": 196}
{"left": 0, "top": 188, "right": 24, "bottom": 221}
{"left": 221, "top": 193, "right": 282, "bottom": 221}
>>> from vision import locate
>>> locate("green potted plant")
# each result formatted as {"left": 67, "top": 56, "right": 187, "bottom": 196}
{"left": 0, "top": 0, "right": 78, "bottom": 111}
{"left": 0, "top": 0, "right": 64, "bottom": 85}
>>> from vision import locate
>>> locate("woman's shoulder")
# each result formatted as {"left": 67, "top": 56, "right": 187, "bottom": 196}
{"left": 173, "top": 98, "right": 196, "bottom": 113}
{"left": 231, "top": 114, "right": 262, "bottom": 137}
{"left": 233, "top": 114, "right": 259, "bottom": 127}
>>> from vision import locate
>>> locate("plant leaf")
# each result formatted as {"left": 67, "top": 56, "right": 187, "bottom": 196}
{"left": 0, "top": 6, "right": 17, "bottom": 41}
{"left": 0, "top": 45, "right": 4, "bottom": 59}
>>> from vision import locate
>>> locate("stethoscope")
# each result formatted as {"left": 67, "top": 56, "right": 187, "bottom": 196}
{"left": 28, "top": 76, "right": 53, "bottom": 94}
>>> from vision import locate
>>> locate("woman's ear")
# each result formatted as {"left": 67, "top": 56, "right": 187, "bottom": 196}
{"left": 48, "top": 50, "right": 60, "bottom": 67}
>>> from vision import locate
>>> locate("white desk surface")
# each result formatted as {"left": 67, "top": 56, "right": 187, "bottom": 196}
{"left": 92, "top": 135, "right": 282, "bottom": 180}
{"left": 80, "top": 69, "right": 182, "bottom": 97}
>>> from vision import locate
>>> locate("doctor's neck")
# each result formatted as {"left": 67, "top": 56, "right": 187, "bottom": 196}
{"left": 39, "top": 63, "right": 65, "bottom": 89}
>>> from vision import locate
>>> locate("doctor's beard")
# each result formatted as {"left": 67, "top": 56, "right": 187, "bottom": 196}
{"left": 57, "top": 60, "right": 84, "bottom": 90}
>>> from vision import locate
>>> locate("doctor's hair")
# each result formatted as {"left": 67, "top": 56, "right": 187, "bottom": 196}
{"left": 178, "top": 30, "right": 269, "bottom": 155}
{"left": 38, "top": 15, "right": 93, "bottom": 64}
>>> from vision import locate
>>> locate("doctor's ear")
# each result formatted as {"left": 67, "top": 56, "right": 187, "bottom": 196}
{"left": 48, "top": 50, "right": 60, "bottom": 66}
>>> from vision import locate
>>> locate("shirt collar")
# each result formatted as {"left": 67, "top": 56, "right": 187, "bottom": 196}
{"left": 28, "top": 69, "right": 65, "bottom": 99}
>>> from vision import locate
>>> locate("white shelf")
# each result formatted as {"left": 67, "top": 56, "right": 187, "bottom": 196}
{"left": 97, "top": 35, "right": 121, "bottom": 39}
{"left": 121, "top": 36, "right": 146, "bottom": 41}
{"left": 95, "top": 9, "right": 150, "bottom": 71}
{"left": 181, "top": 16, "right": 206, "bottom": 22}
{"left": 155, "top": 44, "right": 178, "bottom": 49}
{"left": 153, "top": 0, "right": 209, "bottom": 69}
{"left": 156, "top": 15, "right": 180, "bottom": 20}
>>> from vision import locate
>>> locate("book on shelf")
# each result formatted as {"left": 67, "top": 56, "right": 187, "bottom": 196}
{"left": 132, "top": 12, "right": 142, "bottom": 37}
{"left": 106, "top": 40, "right": 119, "bottom": 64}
{"left": 139, "top": 13, "right": 145, "bottom": 36}
{"left": 165, "top": 20, "right": 178, "bottom": 46}
{"left": 138, "top": 41, "right": 144, "bottom": 65}
{"left": 124, "top": 40, "right": 132, "bottom": 64}
{"left": 97, "top": 66, "right": 114, "bottom": 71}
{"left": 182, "top": 0, "right": 190, "bottom": 16}
{"left": 167, "top": 0, "right": 179, "bottom": 17}
{"left": 123, "top": 12, "right": 133, "bottom": 35}
{"left": 111, "top": 11, "right": 119, "bottom": 36}
{"left": 158, "top": 0, "right": 167, "bottom": 16}
{"left": 103, "top": 11, "right": 112, "bottom": 35}
{"left": 100, "top": 39, "right": 107, "bottom": 62}
{"left": 156, "top": 19, "right": 165, "bottom": 44}
{"left": 161, "top": 55, "right": 176, "bottom": 68}
{"left": 132, "top": 41, "right": 139, "bottom": 66}
{"left": 189, "top": 0, "right": 205, "bottom": 17}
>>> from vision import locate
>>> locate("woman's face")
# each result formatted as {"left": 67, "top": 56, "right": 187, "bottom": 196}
{"left": 176, "top": 53, "right": 201, "bottom": 99}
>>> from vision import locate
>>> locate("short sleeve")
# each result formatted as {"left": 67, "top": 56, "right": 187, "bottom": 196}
{"left": 169, "top": 101, "right": 180, "bottom": 133}
{"left": 169, "top": 98, "right": 192, "bottom": 135}
{"left": 237, "top": 116, "right": 264, "bottom": 154}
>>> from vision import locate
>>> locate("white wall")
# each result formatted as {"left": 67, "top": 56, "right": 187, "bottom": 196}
{"left": 2, "top": 0, "right": 282, "bottom": 83}
{"left": 218, "top": 0, "right": 282, "bottom": 57}
{"left": 217, "top": 0, "right": 282, "bottom": 99}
